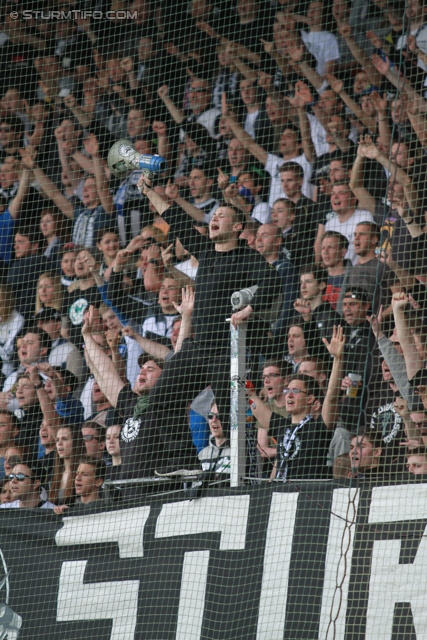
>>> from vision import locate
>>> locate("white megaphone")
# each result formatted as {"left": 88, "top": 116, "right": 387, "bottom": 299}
{"left": 107, "top": 139, "right": 168, "bottom": 179}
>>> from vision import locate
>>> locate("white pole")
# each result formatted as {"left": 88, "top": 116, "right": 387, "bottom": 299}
{"left": 230, "top": 322, "right": 247, "bottom": 487}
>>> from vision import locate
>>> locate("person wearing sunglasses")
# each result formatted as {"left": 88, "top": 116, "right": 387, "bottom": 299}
{"left": 197, "top": 402, "right": 231, "bottom": 479}
{"left": 0, "top": 461, "right": 55, "bottom": 509}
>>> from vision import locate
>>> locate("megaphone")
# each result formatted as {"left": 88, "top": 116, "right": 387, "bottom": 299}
{"left": 107, "top": 139, "right": 168, "bottom": 179}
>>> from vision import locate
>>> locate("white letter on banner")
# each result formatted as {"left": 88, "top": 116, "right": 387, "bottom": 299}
{"left": 256, "top": 492, "right": 299, "bottom": 640}
{"left": 55, "top": 506, "right": 150, "bottom": 557}
{"left": 57, "top": 560, "right": 139, "bottom": 640}
{"left": 366, "top": 484, "right": 427, "bottom": 639}
{"left": 319, "top": 488, "right": 359, "bottom": 640}
{"left": 155, "top": 495, "right": 250, "bottom": 549}
{"left": 176, "top": 550, "right": 210, "bottom": 640}
{"left": 155, "top": 495, "right": 250, "bottom": 640}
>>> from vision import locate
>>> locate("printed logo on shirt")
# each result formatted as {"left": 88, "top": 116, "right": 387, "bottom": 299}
{"left": 69, "top": 298, "right": 89, "bottom": 326}
{"left": 370, "top": 403, "right": 403, "bottom": 444}
{"left": 121, "top": 417, "right": 141, "bottom": 443}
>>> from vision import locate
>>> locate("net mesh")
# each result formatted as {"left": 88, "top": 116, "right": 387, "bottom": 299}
{"left": 0, "top": 0, "right": 426, "bottom": 637}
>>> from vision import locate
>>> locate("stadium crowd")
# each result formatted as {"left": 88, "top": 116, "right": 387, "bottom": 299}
{"left": 0, "top": 0, "right": 426, "bottom": 509}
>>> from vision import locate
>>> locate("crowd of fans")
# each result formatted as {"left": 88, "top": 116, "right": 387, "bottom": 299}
{"left": 0, "top": 0, "right": 426, "bottom": 510}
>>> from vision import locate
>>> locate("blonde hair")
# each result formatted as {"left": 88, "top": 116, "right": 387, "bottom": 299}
{"left": 141, "top": 225, "right": 167, "bottom": 246}
{"left": 0, "top": 284, "right": 17, "bottom": 322}
{"left": 35, "top": 272, "right": 64, "bottom": 314}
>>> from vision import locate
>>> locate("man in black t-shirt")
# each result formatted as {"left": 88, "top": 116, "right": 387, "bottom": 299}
{"left": 83, "top": 314, "right": 166, "bottom": 479}
{"left": 250, "top": 373, "right": 332, "bottom": 481}
{"left": 140, "top": 182, "right": 282, "bottom": 476}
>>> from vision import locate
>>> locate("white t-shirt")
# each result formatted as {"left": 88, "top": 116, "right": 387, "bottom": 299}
{"left": 244, "top": 111, "right": 259, "bottom": 140}
{"left": 397, "top": 24, "right": 427, "bottom": 71}
{"left": 175, "top": 259, "right": 198, "bottom": 280}
{"left": 179, "top": 108, "right": 221, "bottom": 141}
{"left": 125, "top": 335, "right": 144, "bottom": 388}
{"left": 324, "top": 209, "right": 374, "bottom": 265}
{"left": 251, "top": 201, "right": 271, "bottom": 224}
{"left": 191, "top": 197, "right": 220, "bottom": 224}
{"left": 301, "top": 30, "right": 340, "bottom": 77}
{"left": 80, "top": 375, "right": 95, "bottom": 420}
{"left": 307, "top": 113, "right": 329, "bottom": 158}
{"left": 264, "top": 153, "right": 314, "bottom": 208}
{"left": 0, "top": 499, "right": 55, "bottom": 509}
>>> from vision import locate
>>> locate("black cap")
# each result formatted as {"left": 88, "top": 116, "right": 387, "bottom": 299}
{"left": 35, "top": 308, "right": 62, "bottom": 323}
{"left": 343, "top": 286, "right": 370, "bottom": 304}
{"left": 137, "top": 353, "right": 165, "bottom": 369}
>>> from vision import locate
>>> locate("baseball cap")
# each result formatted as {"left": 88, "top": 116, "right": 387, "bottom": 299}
{"left": 35, "top": 308, "right": 62, "bottom": 322}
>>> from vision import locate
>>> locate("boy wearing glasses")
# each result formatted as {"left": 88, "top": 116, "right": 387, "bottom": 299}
{"left": 1, "top": 461, "right": 55, "bottom": 509}
{"left": 250, "top": 373, "right": 332, "bottom": 481}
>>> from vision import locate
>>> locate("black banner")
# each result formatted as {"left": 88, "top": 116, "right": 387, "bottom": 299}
{"left": 0, "top": 480, "right": 426, "bottom": 639}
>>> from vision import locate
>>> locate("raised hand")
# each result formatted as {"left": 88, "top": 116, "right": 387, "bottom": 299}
{"left": 394, "top": 395, "right": 410, "bottom": 420}
{"left": 366, "top": 304, "right": 383, "bottom": 339}
{"left": 366, "top": 30, "right": 383, "bottom": 49}
{"left": 338, "top": 21, "right": 352, "bottom": 37}
{"left": 161, "top": 243, "right": 174, "bottom": 268}
{"left": 105, "top": 328, "right": 121, "bottom": 349}
{"left": 357, "top": 134, "right": 379, "bottom": 159}
{"left": 322, "top": 325, "right": 346, "bottom": 358}
{"left": 0, "top": 392, "right": 12, "bottom": 410}
{"left": 371, "top": 53, "right": 390, "bottom": 76}
{"left": 371, "top": 91, "right": 388, "bottom": 112}
{"left": 294, "top": 80, "right": 313, "bottom": 104}
{"left": 285, "top": 88, "right": 306, "bottom": 109}
{"left": 152, "top": 120, "right": 167, "bottom": 136}
{"left": 257, "top": 71, "right": 272, "bottom": 91}
{"left": 114, "top": 249, "right": 133, "bottom": 269}
{"left": 407, "top": 34, "right": 418, "bottom": 53}
{"left": 217, "top": 167, "right": 229, "bottom": 191}
{"left": 224, "top": 183, "right": 239, "bottom": 198}
{"left": 391, "top": 291, "right": 409, "bottom": 312}
{"left": 54, "top": 125, "right": 64, "bottom": 141}
{"left": 26, "top": 365, "right": 41, "bottom": 386}
{"left": 19, "top": 147, "right": 37, "bottom": 170}
{"left": 157, "top": 85, "right": 169, "bottom": 100}
{"left": 172, "top": 285, "right": 195, "bottom": 317}
{"left": 293, "top": 297, "right": 312, "bottom": 319}
{"left": 122, "top": 325, "right": 137, "bottom": 339}
{"left": 260, "top": 38, "right": 274, "bottom": 55}
{"left": 36, "top": 362, "right": 59, "bottom": 379}
{"left": 137, "top": 173, "right": 153, "bottom": 194}
{"left": 195, "top": 20, "right": 217, "bottom": 38}
{"left": 81, "top": 305, "right": 95, "bottom": 336}
{"left": 80, "top": 252, "right": 97, "bottom": 273}
{"left": 327, "top": 74, "right": 343, "bottom": 94}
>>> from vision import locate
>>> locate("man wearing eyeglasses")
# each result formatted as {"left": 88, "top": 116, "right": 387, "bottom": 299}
{"left": 157, "top": 78, "right": 221, "bottom": 141}
{"left": 250, "top": 373, "right": 332, "bottom": 481}
{"left": 256, "top": 360, "right": 293, "bottom": 465}
{"left": 81, "top": 422, "right": 107, "bottom": 461}
{"left": 0, "top": 462, "right": 55, "bottom": 509}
